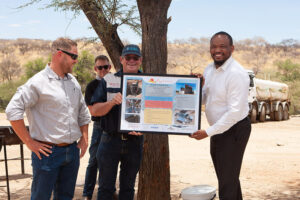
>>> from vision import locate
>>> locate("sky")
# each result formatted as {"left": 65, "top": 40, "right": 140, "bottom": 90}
{"left": 1, "top": 0, "right": 300, "bottom": 44}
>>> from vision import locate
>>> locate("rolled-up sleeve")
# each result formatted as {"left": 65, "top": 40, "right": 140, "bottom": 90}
{"left": 6, "top": 80, "right": 39, "bottom": 121}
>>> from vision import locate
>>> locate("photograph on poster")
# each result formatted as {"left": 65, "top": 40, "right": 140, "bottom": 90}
{"left": 174, "top": 110, "right": 195, "bottom": 125}
{"left": 176, "top": 83, "right": 196, "bottom": 95}
{"left": 126, "top": 79, "right": 142, "bottom": 98}
{"left": 126, "top": 99, "right": 141, "bottom": 114}
{"left": 125, "top": 114, "right": 140, "bottom": 123}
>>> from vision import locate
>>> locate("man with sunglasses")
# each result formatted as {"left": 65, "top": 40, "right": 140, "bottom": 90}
{"left": 6, "top": 37, "right": 91, "bottom": 200}
{"left": 89, "top": 44, "right": 143, "bottom": 200}
{"left": 82, "top": 55, "right": 111, "bottom": 200}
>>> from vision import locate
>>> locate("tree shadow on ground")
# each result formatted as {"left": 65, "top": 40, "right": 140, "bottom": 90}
{"left": 73, "top": 184, "right": 85, "bottom": 200}
{"left": 0, "top": 188, "right": 31, "bottom": 200}
{"left": 260, "top": 179, "right": 300, "bottom": 200}
{"left": 0, "top": 173, "right": 32, "bottom": 182}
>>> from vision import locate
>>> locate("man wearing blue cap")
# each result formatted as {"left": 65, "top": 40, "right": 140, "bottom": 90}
{"left": 89, "top": 44, "right": 144, "bottom": 200}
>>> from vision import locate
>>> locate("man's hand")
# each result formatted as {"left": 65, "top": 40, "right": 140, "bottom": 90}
{"left": 111, "top": 93, "right": 122, "bottom": 105}
{"left": 77, "top": 136, "right": 88, "bottom": 158}
{"left": 190, "top": 129, "right": 208, "bottom": 140}
{"left": 9, "top": 119, "right": 52, "bottom": 160}
{"left": 192, "top": 73, "right": 205, "bottom": 88}
{"left": 128, "top": 131, "right": 143, "bottom": 136}
{"left": 27, "top": 139, "right": 52, "bottom": 160}
{"left": 90, "top": 93, "right": 122, "bottom": 117}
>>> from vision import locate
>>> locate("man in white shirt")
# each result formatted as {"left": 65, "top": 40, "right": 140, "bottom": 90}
{"left": 191, "top": 31, "right": 251, "bottom": 200}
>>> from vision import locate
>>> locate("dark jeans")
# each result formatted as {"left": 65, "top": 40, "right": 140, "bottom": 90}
{"left": 31, "top": 142, "right": 79, "bottom": 200}
{"left": 96, "top": 132, "right": 144, "bottom": 200}
{"left": 210, "top": 117, "right": 251, "bottom": 200}
{"left": 83, "top": 121, "right": 103, "bottom": 198}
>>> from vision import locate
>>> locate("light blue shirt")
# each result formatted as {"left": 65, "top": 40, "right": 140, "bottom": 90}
{"left": 6, "top": 65, "right": 91, "bottom": 143}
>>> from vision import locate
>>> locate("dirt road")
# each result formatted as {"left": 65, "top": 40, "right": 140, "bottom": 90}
{"left": 0, "top": 113, "right": 299, "bottom": 199}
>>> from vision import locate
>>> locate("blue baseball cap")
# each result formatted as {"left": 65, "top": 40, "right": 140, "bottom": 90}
{"left": 121, "top": 44, "right": 141, "bottom": 57}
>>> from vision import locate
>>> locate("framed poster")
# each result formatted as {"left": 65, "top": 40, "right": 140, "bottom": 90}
{"left": 118, "top": 73, "right": 202, "bottom": 135}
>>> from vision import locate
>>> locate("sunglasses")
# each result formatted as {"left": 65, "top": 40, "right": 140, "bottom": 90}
{"left": 96, "top": 65, "right": 109, "bottom": 70}
{"left": 124, "top": 56, "right": 140, "bottom": 61}
{"left": 57, "top": 48, "right": 78, "bottom": 60}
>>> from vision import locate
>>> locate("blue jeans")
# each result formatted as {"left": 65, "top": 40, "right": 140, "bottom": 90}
{"left": 31, "top": 142, "right": 80, "bottom": 200}
{"left": 96, "top": 132, "right": 144, "bottom": 200}
{"left": 83, "top": 121, "right": 103, "bottom": 198}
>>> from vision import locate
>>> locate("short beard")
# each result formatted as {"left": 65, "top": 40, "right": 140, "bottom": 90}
{"left": 214, "top": 60, "right": 225, "bottom": 67}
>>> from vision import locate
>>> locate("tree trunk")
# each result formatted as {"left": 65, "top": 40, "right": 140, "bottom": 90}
{"left": 78, "top": 0, "right": 123, "bottom": 70}
{"left": 137, "top": 1, "right": 172, "bottom": 200}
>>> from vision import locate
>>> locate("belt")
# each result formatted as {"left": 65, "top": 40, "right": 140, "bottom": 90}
{"left": 121, "top": 133, "right": 128, "bottom": 141}
{"left": 36, "top": 140, "right": 73, "bottom": 147}
{"left": 103, "top": 131, "right": 138, "bottom": 141}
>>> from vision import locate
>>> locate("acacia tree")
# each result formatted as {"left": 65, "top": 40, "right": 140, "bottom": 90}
{"left": 239, "top": 37, "right": 270, "bottom": 74}
{"left": 20, "top": 0, "right": 140, "bottom": 71}
{"left": 73, "top": 50, "right": 95, "bottom": 92}
{"left": 168, "top": 46, "right": 207, "bottom": 74}
{"left": 21, "top": 0, "right": 172, "bottom": 199}
{"left": 0, "top": 55, "right": 20, "bottom": 81}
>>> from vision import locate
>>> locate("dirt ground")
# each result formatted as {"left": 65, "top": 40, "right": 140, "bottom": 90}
{"left": 0, "top": 112, "right": 299, "bottom": 200}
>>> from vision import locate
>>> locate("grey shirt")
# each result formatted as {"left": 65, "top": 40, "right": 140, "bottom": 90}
{"left": 6, "top": 65, "right": 91, "bottom": 144}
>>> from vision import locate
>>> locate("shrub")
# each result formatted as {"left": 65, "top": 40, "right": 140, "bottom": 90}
{"left": 0, "top": 78, "right": 26, "bottom": 112}
{"left": 275, "top": 59, "right": 300, "bottom": 115}
{"left": 25, "top": 58, "right": 48, "bottom": 79}
{"left": 0, "top": 56, "right": 20, "bottom": 81}
{"left": 73, "top": 50, "right": 95, "bottom": 92}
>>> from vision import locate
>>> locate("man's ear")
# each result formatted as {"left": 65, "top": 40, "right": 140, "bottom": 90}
{"left": 231, "top": 45, "right": 235, "bottom": 53}
{"left": 55, "top": 51, "right": 62, "bottom": 58}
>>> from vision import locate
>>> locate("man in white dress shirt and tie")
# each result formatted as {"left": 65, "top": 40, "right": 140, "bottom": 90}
{"left": 191, "top": 31, "right": 251, "bottom": 200}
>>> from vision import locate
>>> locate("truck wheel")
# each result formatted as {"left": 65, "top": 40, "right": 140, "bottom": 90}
{"left": 259, "top": 106, "right": 266, "bottom": 122}
{"left": 250, "top": 105, "right": 257, "bottom": 123}
{"left": 270, "top": 112, "right": 275, "bottom": 121}
{"left": 283, "top": 106, "right": 289, "bottom": 120}
{"left": 275, "top": 105, "right": 283, "bottom": 121}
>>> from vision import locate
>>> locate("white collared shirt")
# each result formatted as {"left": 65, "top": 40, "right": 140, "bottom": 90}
{"left": 202, "top": 56, "right": 250, "bottom": 136}
{"left": 6, "top": 65, "right": 91, "bottom": 143}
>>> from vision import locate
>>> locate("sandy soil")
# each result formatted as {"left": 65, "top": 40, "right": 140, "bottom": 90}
{"left": 0, "top": 112, "right": 299, "bottom": 200}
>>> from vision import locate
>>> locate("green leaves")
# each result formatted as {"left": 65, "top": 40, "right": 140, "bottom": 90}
{"left": 275, "top": 59, "right": 300, "bottom": 114}
{"left": 25, "top": 58, "right": 47, "bottom": 79}
{"left": 275, "top": 59, "right": 300, "bottom": 82}
{"left": 72, "top": 50, "right": 95, "bottom": 92}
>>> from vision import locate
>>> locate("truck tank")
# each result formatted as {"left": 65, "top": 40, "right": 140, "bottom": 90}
{"left": 255, "top": 79, "right": 289, "bottom": 101}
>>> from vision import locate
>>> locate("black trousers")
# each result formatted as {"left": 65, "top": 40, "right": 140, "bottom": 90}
{"left": 210, "top": 117, "right": 251, "bottom": 200}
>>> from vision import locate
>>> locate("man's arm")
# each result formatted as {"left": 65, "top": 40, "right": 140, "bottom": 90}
{"left": 10, "top": 120, "right": 52, "bottom": 159}
{"left": 77, "top": 124, "right": 89, "bottom": 158}
{"left": 89, "top": 92, "right": 122, "bottom": 117}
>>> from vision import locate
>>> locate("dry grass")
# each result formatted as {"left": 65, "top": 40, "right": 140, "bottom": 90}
{"left": 0, "top": 38, "right": 299, "bottom": 76}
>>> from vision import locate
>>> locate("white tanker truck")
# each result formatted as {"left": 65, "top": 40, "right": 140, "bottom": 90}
{"left": 248, "top": 70, "right": 290, "bottom": 123}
